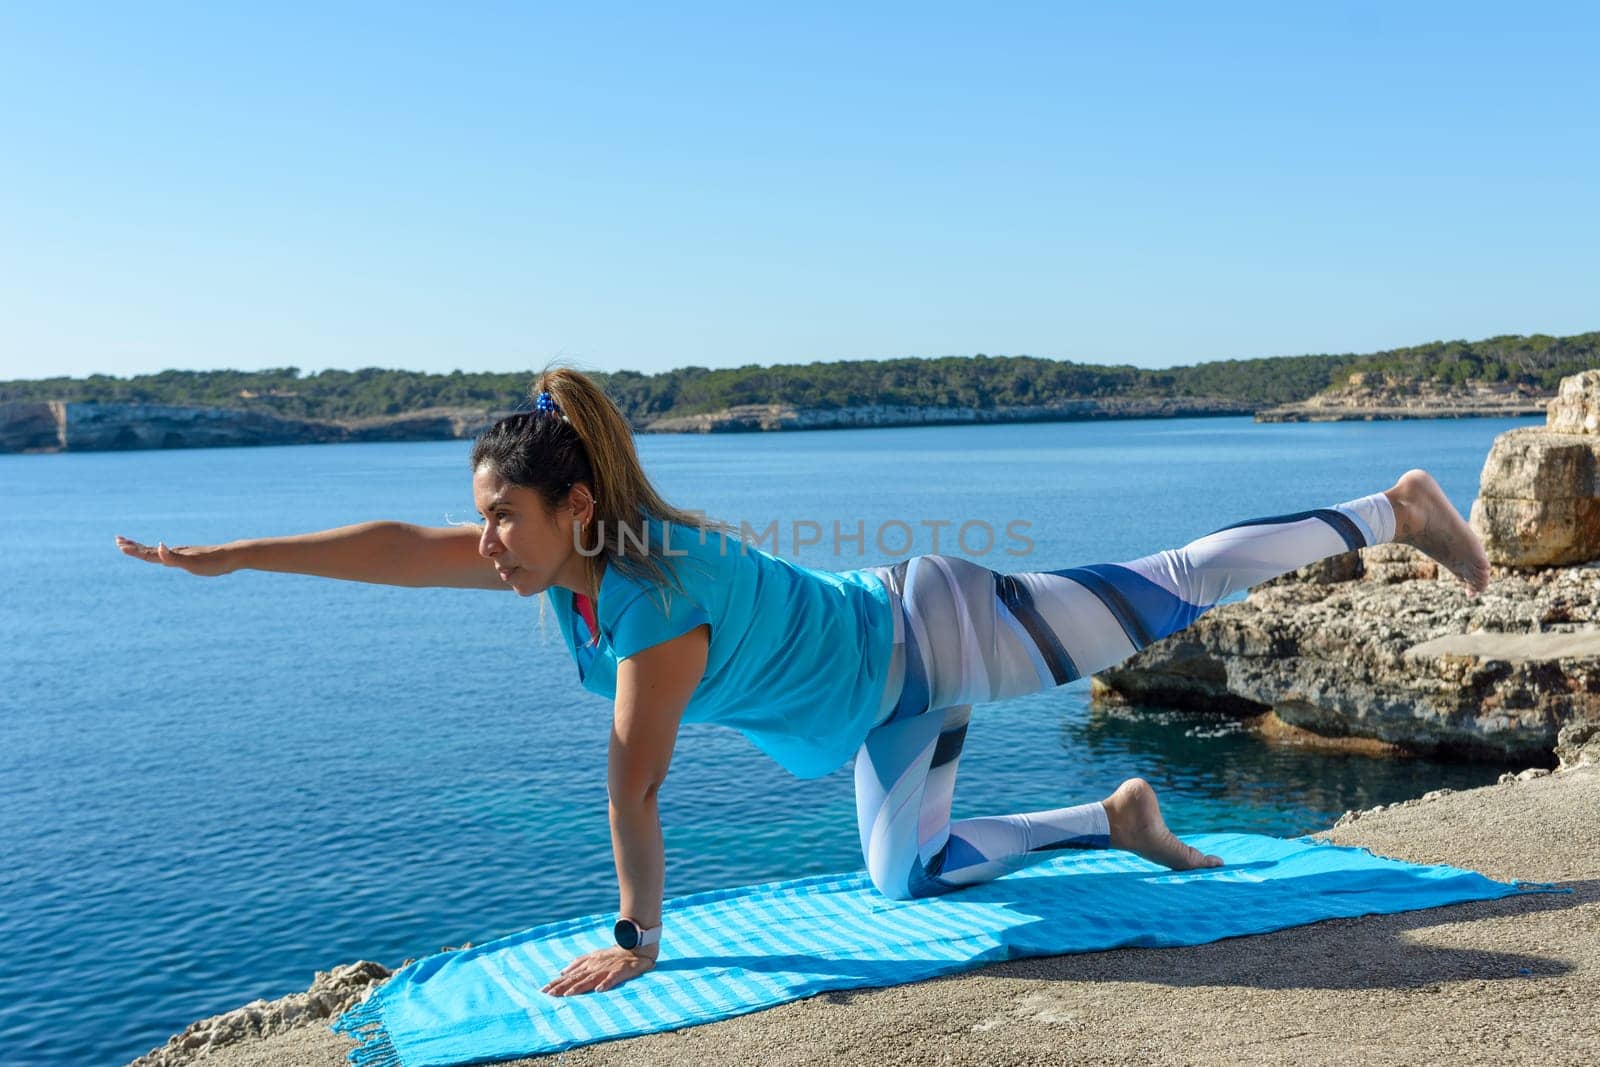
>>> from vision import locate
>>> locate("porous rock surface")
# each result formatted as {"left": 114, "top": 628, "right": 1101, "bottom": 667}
{"left": 1092, "top": 545, "right": 1600, "bottom": 760}
{"left": 1556, "top": 718, "right": 1600, "bottom": 771}
{"left": 1470, "top": 369, "right": 1600, "bottom": 567}
{"left": 127, "top": 961, "right": 390, "bottom": 1067}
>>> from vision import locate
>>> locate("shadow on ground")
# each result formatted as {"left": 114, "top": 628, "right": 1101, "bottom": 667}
{"left": 762, "top": 878, "right": 1594, "bottom": 1008}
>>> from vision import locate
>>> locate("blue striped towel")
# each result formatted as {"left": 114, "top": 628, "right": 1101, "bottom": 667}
{"left": 334, "top": 833, "right": 1544, "bottom": 1066}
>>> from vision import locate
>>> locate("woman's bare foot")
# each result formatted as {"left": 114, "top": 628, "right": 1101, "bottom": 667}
{"left": 1383, "top": 469, "right": 1491, "bottom": 596}
{"left": 1102, "top": 778, "right": 1222, "bottom": 870}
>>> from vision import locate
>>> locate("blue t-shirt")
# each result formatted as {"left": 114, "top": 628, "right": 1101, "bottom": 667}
{"left": 546, "top": 518, "right": 897, "bottom": 778}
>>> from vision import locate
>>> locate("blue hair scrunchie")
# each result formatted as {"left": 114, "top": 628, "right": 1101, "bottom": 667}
{"left": 534, "top": 391, "right": 562, "bottom": 416}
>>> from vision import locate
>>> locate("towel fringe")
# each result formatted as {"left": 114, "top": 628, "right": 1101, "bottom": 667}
{"left": 332, "top": 996, "right": 402, "bottom": 1067}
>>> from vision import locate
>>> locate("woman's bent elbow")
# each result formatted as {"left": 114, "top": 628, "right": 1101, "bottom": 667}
{"left": 606, "top": 779, "right": 663, "bottom": 810}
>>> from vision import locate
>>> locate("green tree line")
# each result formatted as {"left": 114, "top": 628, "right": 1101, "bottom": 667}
{"left": 3, "top": 332, "right": 1593, "bottom": 424}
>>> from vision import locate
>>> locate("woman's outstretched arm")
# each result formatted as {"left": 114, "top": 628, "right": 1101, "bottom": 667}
{"left": 115, "top": 522, "right": 507, "bottom": 590}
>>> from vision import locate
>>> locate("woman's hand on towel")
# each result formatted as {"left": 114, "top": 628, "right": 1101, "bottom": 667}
{"left": 542, "top": 946, "right": 657, "bottom": 996}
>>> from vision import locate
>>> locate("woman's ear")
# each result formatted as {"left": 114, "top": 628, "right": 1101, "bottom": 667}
{"left": 567, "top": 483, "right": 597, "bottom": 526}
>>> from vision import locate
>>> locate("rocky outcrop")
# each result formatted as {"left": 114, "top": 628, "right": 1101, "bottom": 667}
{"left": 128, "top": 961, "right": 390, "bottom": 1066}
{"left": 61, "top": 404, "right": 346, "bottom": 450}
{"left": 1255, "top": 374, "right": 1551, "bottom": 423}
{"left": 1556, "top": 718, "right": 1600, "bottom": 770}
{"left": 0, "top": 401, "right": 65, "bottom": 451}
{"left": 1101, "top": 370, "right": 1600, "bottom": 759}
{"left": 1546, "top": 368, "right": 1600, "bottom": 434}
{"left": 639, "top": 397, "right": 1253, "bottom": 433}
{"left": 0, "top": 403, "right": 513, "bottom": 453}
{"left": 1470, "top": 369, "right": 1600, "bottom": 566}
{"left": 340, "top": 408, "right": 504, "bottom": 442}
{"left": 1092, "top": 544, "right": 1600, "bottom": 761}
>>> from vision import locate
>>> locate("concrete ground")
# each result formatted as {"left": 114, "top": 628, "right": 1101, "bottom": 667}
{"left": 161, "top": 765, "right": 1600, "bottom": 1067}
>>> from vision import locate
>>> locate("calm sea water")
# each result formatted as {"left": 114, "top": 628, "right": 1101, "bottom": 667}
{"left": 0, "top": 416, "right": 1540, "bottom": 1065}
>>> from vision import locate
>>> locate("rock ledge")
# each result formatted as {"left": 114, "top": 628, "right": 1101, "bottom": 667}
{"left": 128, "top": 962, "right": 390, "bottom": 1067}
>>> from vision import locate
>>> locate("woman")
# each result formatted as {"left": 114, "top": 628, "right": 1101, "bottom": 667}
{"left": 117, "top": 367, "right": 1491, "bottom": 998}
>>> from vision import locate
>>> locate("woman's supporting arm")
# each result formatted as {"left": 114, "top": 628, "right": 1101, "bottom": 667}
{"left": 115, "top": 522, "right": 506, "bottom": 590}
{"left": 542, "top": 622, "right": 709, "bottom": 996}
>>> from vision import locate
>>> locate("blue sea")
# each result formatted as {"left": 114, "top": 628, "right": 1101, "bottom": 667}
{"left": 0, "top": 415, "right": 1540, "bottom": 1065}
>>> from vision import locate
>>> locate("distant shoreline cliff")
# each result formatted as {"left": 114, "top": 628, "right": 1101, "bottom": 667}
{"left": 1255, "top": 374, "right": 1550, "bottom": 423}
{"left": 639, "top": 395, "right": 1254, "bottom": 432}
{"left": 0, "top": 402, "right": 508, "bottom": 454}
{"left": 0, "top": 391, "right": 1555, "bottom": 454}
{"left": 4, "top": 330, "right": 1591, "bottom": 453}
{"left": 0, "top": 397, "right": 1256, "bottom": 453}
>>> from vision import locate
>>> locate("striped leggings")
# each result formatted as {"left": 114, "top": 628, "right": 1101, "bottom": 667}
{"left": 852, "top": 492, "right": 1397, "bottom": 900}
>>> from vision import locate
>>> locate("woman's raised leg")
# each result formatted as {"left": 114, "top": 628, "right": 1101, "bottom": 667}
{"left": 983, "top": 470, "right": 1485, "bottom": 693}
{"left": 853, "top": 471, "right": 1488, "bottom": 899}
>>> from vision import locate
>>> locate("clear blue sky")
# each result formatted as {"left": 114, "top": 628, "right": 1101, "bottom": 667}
{"left": 2, "top": 2, "right": 1595, "bottom": 381}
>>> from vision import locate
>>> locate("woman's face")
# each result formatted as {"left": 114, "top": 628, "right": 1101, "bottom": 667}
{"left": 472, "top": 465, "right": 588, "bottom": 597}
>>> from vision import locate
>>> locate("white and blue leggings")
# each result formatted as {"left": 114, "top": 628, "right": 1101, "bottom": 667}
{"left": 853, "top": 492, "right": 1396, "bottom": 900}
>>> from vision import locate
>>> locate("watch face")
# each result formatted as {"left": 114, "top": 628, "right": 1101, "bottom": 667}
{"left": 613, "top": 918, "right": 639, "bottom": 950}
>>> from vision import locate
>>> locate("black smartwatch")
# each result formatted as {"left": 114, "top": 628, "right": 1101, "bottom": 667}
{"left": 613, "top": 917, "right": 662, "bottom": 951}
